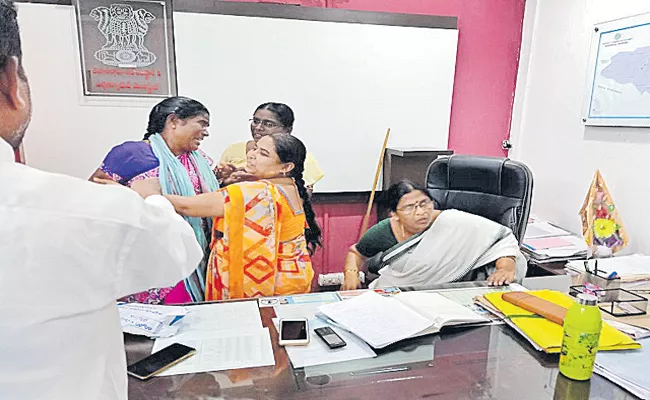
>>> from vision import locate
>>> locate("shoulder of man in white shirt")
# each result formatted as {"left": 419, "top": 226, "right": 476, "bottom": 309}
{"left": 1, "top": 161, "right": 203, "bottom": 296}
{"left": 3, "top": 161, "right": 174, "bottom": 227}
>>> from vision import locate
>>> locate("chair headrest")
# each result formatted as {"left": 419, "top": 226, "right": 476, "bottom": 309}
{"left": 427, "top": 155, "right": 529, "bottom": 198}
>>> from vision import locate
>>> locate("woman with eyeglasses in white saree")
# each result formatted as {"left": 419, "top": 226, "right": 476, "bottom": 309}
{"left": 340, "top": 180, "right": 527, "bottom": 291}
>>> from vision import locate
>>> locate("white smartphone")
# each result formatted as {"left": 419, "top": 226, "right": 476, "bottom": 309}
{"left": 278, "top": 318, "right": 310, "bottom": 346}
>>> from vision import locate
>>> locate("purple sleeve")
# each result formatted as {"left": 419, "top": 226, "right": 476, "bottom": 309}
{"left": 100, "top": 141, "right": 159, "bottom": 185}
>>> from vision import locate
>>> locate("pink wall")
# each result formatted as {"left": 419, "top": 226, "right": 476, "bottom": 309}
{"left": 310, "top": 202, "right": 377, "bottom": 290}
{"left": 228, "top": 0, "right": 526, "bottom": 156}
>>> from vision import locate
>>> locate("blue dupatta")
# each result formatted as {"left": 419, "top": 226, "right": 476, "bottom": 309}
{"left": 149, "top": 133, "right": 219, "bottom": 301}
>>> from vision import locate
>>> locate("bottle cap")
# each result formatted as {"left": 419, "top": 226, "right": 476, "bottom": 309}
{"left": 576, "top": 293, "right": 598, "bottom": 306}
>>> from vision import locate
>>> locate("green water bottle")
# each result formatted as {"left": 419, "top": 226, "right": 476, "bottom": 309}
{"left": 559, "top": 293, "right": 602, "bottom": 381}
{"left": 553, "top": 373, "right": 591, "bottom": 400}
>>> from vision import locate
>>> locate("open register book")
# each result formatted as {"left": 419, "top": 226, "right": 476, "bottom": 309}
{"left": 317, "top": 291, "right": 489, "bottom": 349}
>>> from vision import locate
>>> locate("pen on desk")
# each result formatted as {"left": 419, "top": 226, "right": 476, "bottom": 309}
{"left": 607, "top": 271, "right": 618, "bottom": 279}
{"left": 350, "top": 366, "right": 411, "bottom": 376}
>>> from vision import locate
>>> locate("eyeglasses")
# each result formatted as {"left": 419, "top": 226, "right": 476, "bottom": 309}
{"left": 249, "top": 118, "right": 283, "bottom": 129}
{"left": 397, "top": 199, "right": 434, "bottom": 215}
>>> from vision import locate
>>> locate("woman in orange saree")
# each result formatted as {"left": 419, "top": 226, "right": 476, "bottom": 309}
{"left": 147, "top": 133, "right": 321, "bottom": 300}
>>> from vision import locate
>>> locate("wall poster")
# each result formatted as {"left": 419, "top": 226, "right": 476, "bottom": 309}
{"left": 74, "top": 0, "right": 177, "bottom": 97}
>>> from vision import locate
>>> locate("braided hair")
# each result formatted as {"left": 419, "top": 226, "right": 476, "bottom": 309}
{"left": 143, "top": 96, "right": 209, "bottom": 140}
{"left": 270, "top": 133, "right": 322, "bottom": 254}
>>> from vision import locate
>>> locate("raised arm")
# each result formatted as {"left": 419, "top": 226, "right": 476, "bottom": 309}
{"left": 164, "top": 191, "right": 225, "bottom": 218}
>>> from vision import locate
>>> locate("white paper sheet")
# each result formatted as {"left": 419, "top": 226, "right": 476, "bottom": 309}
{"left": 595, "top": 338, "right": 650, "bottom": 399}
{"left": 149, "top": 301, "right": 274, "bottom": 376}
{"left": 273, "top": 303, "right": 376, "bottom": 368}
{"left": 318, "top": 291, "right": 432, "bottom": 348}
{"left": 175, "top": 301, "right": 263, "bottom": 333}
{"left": 118, "top": 303, "right": 187, "bottom": 338}
{"left": 152, "top": 328, "right": 275, "bottom": 376}
{"left": 395, "top": 292, "right": 489, "bottom": 329}
{"left": 524, "top": 221, "right": 570, "bottom": 239}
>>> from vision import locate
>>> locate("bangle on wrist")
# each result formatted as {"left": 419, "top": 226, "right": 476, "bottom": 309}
{"left": 344, "top": 269, "right": 359, "bottom": 274}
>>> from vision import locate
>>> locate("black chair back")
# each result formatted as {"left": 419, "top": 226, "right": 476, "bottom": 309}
{"left": 425, "top": 155, "right": 533, "bottom": 243}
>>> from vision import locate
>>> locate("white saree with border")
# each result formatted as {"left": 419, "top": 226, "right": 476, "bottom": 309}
{"left": 369, "top": 210, "right": 527, "bottom": 289}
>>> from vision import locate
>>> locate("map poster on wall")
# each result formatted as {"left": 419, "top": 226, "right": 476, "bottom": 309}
{"left": 74, "top": 0, "right": 177, "bottom": 97}
{"left": 583, "top": 12, "right": 650, "bottom": 127}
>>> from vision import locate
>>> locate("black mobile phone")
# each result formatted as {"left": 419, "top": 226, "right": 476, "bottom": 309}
{"left": 127, "top": 343, "right": 196, "bottom": 380}
{"left": 314, "top": 326, "right": 347, "bottom": 349}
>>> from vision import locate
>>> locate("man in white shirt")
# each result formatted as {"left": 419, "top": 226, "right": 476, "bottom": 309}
{"left": 0, "top": 2, "right": 204, "bottom": 399}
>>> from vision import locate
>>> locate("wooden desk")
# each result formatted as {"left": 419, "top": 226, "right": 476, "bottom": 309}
{"left": 125, "top": 283, "right": 638, "bottom": 399}
{"left": 526, "top": 260, "right": 569, "bottom": 277}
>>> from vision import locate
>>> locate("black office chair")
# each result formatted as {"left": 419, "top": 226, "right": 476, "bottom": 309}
{"left": 425, "top": 154, "right": 533, "bottom": 243}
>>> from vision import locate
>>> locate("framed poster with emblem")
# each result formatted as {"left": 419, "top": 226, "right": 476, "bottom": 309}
{"left": 74, "top": 0, "right": 177, "bottom": 97}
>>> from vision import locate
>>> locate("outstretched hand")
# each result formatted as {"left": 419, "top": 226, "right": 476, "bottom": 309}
{"left": 227, "top": 171, "right": 258, "bottom": 183}
{"left": 215, "top": 163, "right": 238, "bottom": 180}
{"left": 130, "top": 178, "right": 162, "bottom": 199}
{"left": 216, "top": 163, "right": 258, "bottom": 185}
{"left": 92, "top": 177, "right": 120, "bottom": 186}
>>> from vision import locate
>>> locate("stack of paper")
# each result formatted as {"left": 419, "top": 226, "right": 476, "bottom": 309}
{"left": 152, "top": 301, "right": 275, "bottom": 376}
{"left": 118, "top": 302, "right": 187, "bottom": 338}
{"left": 522, "top": 217, "right": 588, "bottom": 264}
{"left": 317, "top": 291, "right": 489, "bottom": 349}
{"left": 606, "top": 320, "right": 650, "bottom": 340}
{"left": 594, "top": 338, "right": 650, "bottom": 399}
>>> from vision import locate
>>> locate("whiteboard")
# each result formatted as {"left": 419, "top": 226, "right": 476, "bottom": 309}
{"left": 583, "top": 12, "right": 650, "bottom": 127}
{"left": 174, "top": 12, "right": 458, "bottom": 192}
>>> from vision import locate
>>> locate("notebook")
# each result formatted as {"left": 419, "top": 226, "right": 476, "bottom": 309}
{"left": 483, "top": 290, "right": 640, "bottom": 353}
{"left": 317, "top": 291, "right": 489, "bottom": 349}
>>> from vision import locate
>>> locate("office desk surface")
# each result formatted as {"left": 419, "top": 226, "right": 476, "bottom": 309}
{"left": 125, "top": 283, "right": 639, "bottom": 400}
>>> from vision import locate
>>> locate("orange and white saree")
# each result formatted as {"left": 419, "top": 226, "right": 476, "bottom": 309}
{"left": 205, "top": 181, "right": 314, "bottom": 300}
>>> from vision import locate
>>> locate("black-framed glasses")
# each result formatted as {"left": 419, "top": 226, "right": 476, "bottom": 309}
{"left": 249, "top": 118, "right": 282, "bottom": 129}
{"left": 397, "top": 199, "right": 434, "bottom": 215}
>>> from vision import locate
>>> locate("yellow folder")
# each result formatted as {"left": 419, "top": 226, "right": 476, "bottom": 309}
{"left": 484, "top": 290, "right": 641, "bottom": 353}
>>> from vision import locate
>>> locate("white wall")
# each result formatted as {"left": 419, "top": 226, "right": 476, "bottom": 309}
{"left": 173, "top": 13, "right": 457, "bottom": 192}
{"left": 18, "top": 4, "right": 158, "bottom": 179}
{"left": 510, "top": 0, "right": 650, "bottom": 253}
{"left": 16, "top": 3, "right": 457, "bottom": 192}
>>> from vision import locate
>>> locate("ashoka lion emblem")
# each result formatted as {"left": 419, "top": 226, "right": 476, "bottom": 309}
{"left": 90, "top": 3, "right": 156, "bottom": 67}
